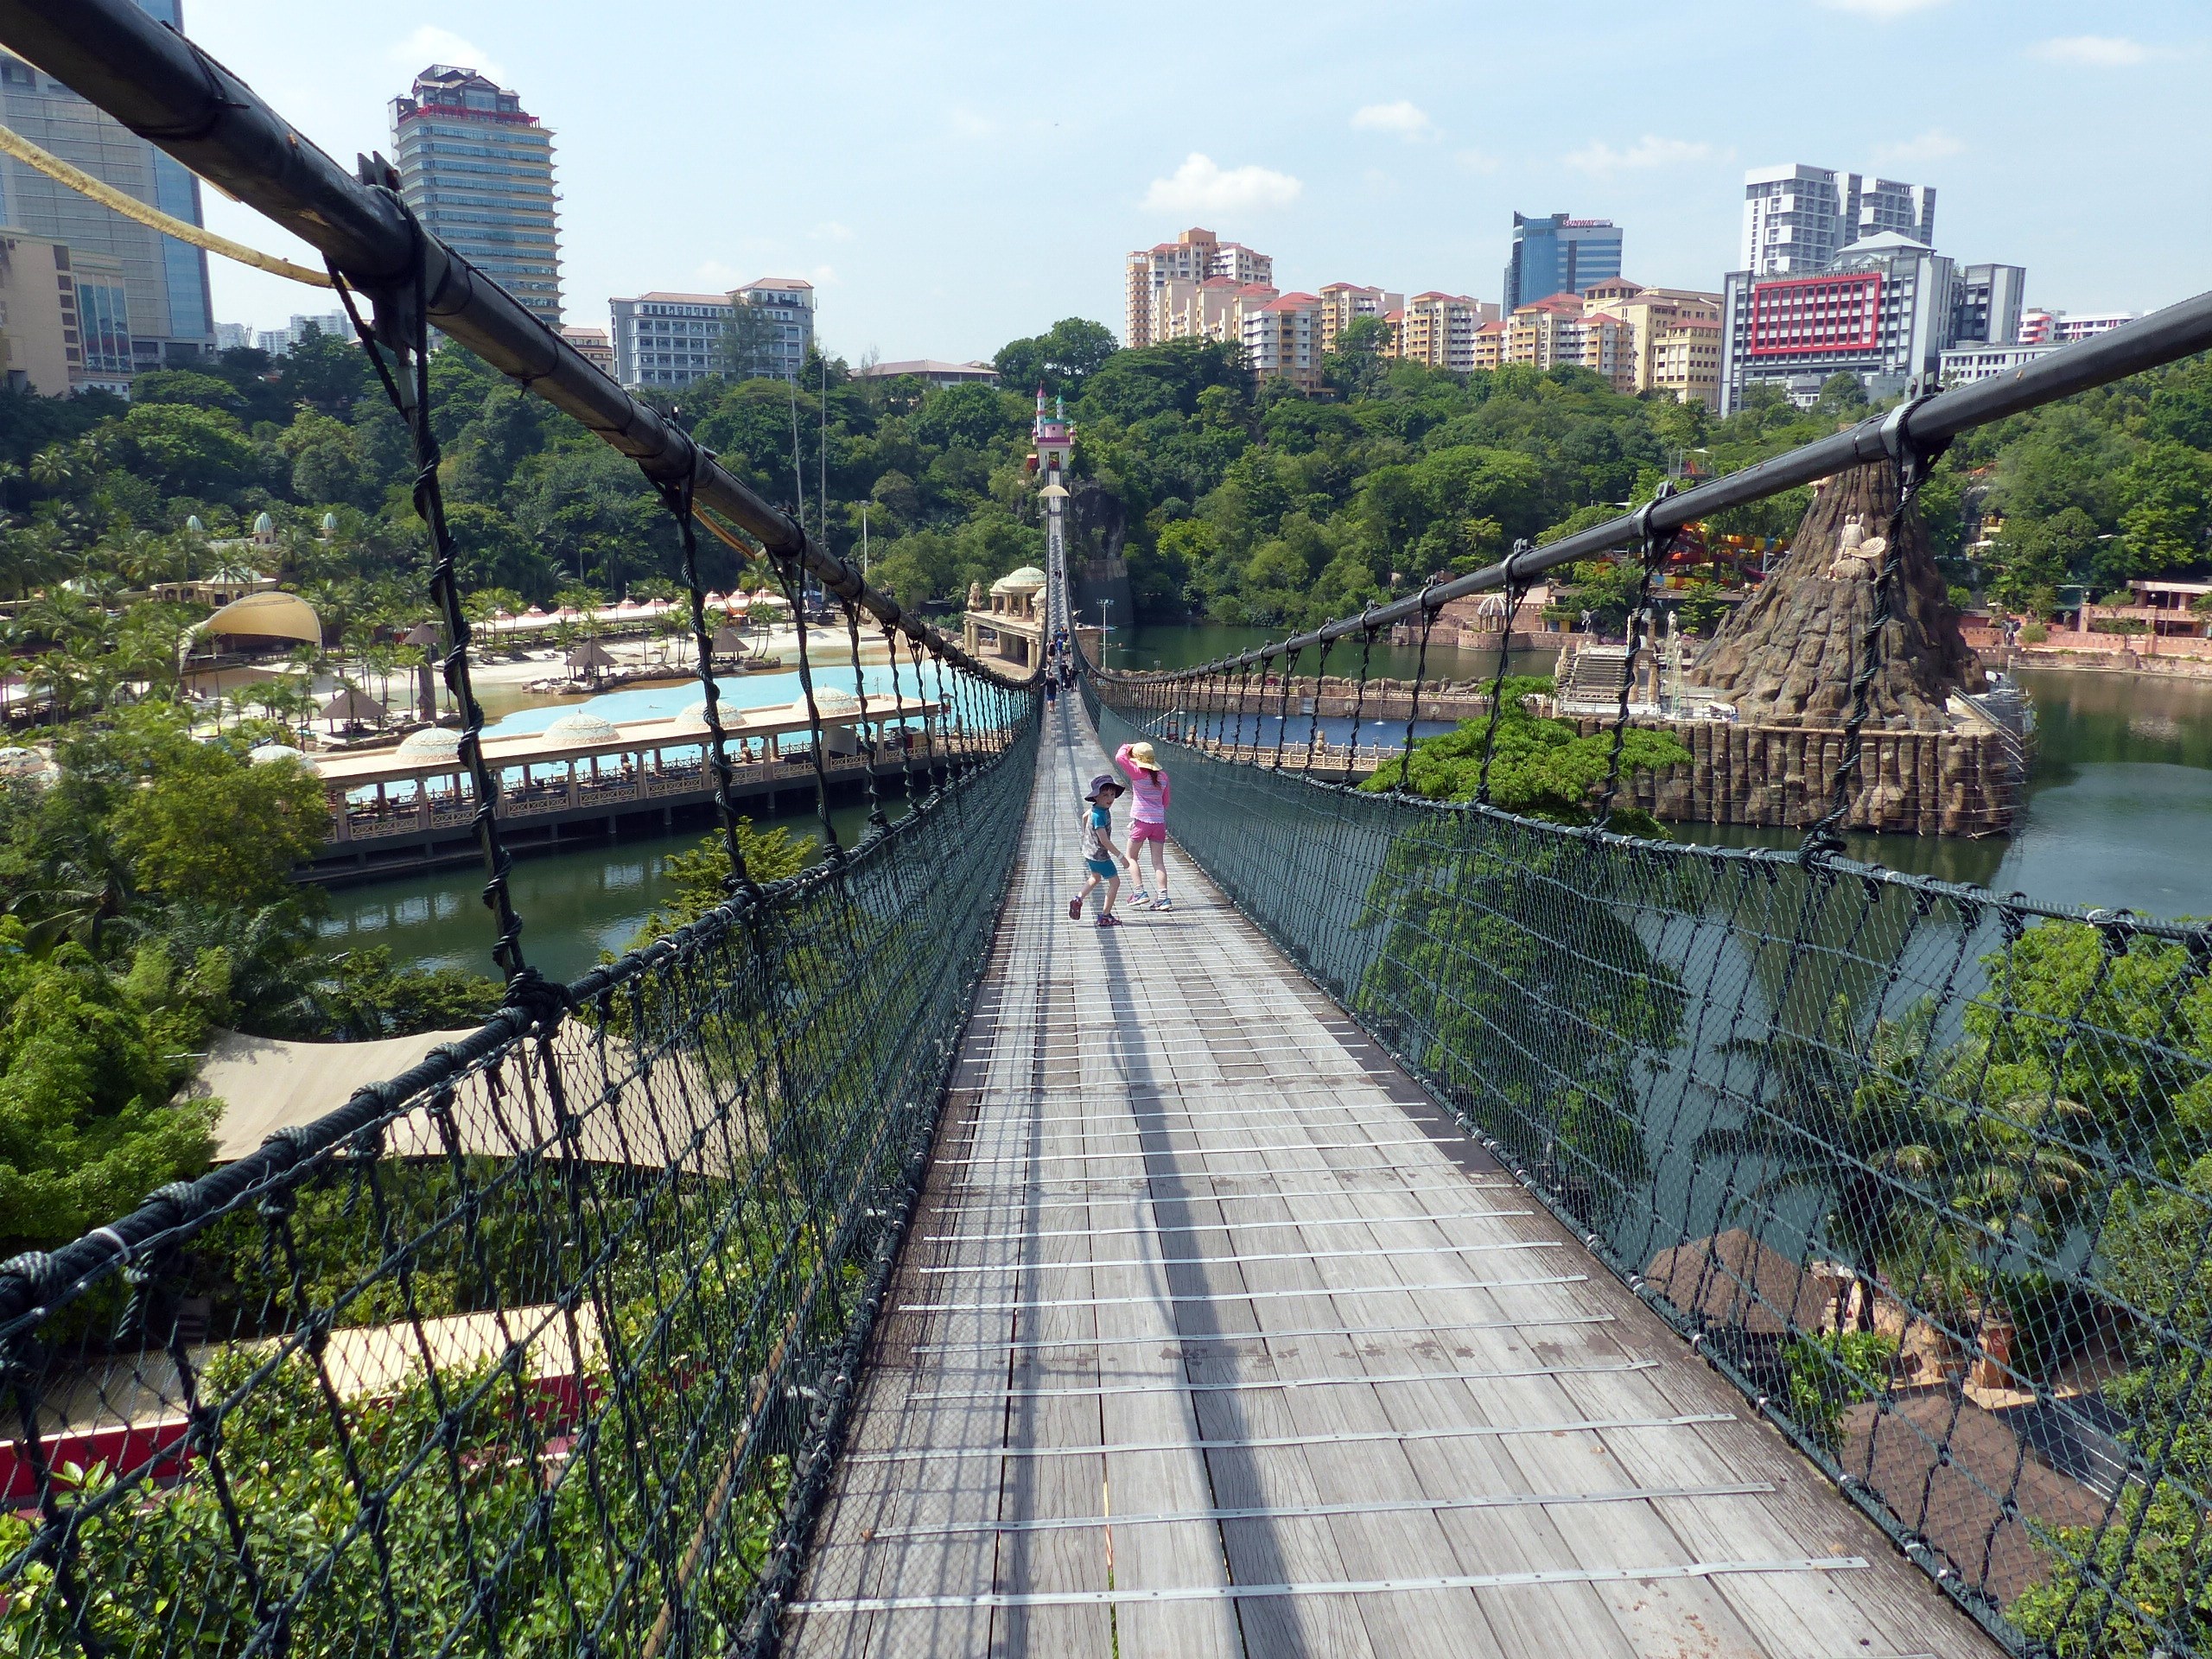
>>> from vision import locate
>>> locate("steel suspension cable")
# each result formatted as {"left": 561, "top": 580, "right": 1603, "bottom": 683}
{"left": 1395, "top": 583, "right": 1440, "bottom": 796}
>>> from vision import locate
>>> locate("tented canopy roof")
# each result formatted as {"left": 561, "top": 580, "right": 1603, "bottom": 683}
{"left": 200, "top": 591, "right": 321, "bottom": 645}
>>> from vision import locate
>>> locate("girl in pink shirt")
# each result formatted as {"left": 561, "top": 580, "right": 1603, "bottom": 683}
{"left": 1114, "top": 740, "right": 1173, "bottom": 912}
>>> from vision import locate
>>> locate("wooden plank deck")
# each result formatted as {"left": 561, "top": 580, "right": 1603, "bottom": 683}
{"left": 786, "top": 702, "right": 2000, "bottom": 1659}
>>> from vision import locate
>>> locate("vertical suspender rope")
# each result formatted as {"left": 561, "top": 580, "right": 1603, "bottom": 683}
{"left": 1800, "top": 395, "right": 1949, "bottom": 861}
{"left": 1476, "top": 542, "right": 1530, "bottom": 807}
{"left": 1271, "top": 645, "right": 1301, "bottom": 771}
{"left": 843, "top": 600, "right": 887, "bottom": 833}
{"left": 1591, "top": 492, "right": 1674, "bottom": 833}
{"left": 1395, "top": 582, "right": 1440, "bottom": 796}
{"left": 652, "top": 448, "right": 760, "bottom": 898}
{"left": 1302, "top": 635, "right": 1335, "bottom": 777}
{"left": 1349, "top": 610, "right": 1377, "bottom": 775}
{"left": 777, "top": 560, "right": 841, "bottom": 860}
{"left": 329, "top": 226, "right": 541, "bottom": 995}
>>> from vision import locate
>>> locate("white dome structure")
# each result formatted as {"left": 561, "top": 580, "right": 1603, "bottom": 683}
{"left": 248, "top": 742, "right": 317, "bottom": 773}
{"left": 396, "top": 727, "right": 464, "bottom": 763}
{"left": 801, "top": 687, "right": 864, "bottom": 717}
{"left": 990, "top": 566, "right": 1047, "bottom": 594}
{"left": 543, "top": 710, "right": 621, "bottom": 745}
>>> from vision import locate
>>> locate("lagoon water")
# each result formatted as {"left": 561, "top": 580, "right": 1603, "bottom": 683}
{"left": 319, "top": 629, "right": 2212, "bottom": 982}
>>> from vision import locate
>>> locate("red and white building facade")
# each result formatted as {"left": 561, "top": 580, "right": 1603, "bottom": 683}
{"left": 1719, "top": 232, "right": 1955, "bottom": 414}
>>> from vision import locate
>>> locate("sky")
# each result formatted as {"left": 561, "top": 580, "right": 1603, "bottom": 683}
{"left": 190, "top": 0, "right": 2211, "bottom": 363}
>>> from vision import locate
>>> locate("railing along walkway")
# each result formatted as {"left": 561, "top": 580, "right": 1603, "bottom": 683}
{"left": 785, "top": 701, "right": 1997, "bottom": 1658}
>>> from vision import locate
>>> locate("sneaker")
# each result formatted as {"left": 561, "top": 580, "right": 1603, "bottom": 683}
{"left": 1097, "top": 912, "right": 1123, "bottom": 928}
{"left": 1067, "top": 899, "right": 1082, "bottom": 920}
{"left": 1131, "top": 888, "right": 1154, "bottom": 908}
{"left": 1154, "top": 898, "right": 1173, "bottom": 912}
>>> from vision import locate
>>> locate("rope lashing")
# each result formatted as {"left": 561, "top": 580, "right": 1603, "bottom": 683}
{"left": 775, "top": 559, "right": 842, "bottom": 861}
{"left": 1591, "top": 487, "right": 1677, "bottom": 832}
{"left": 1476, "top": 540, "right": 1532, "bottom": 807}
{"left": 844, "top": 597, "right": 888, "bottom": 832}
{"left": 651, "top": 437, "right": 759, "bottom": 897}
{"left": 1799, "top": 392, "right": 1952, "bottom": 862}
{"left": 1271, "top": 645, "right": 1301, "bottom": 771}
{"left": 1349, "top": 608, "right": 1378, "bottom": 771}
{"left": 327, "top": 212, "right": 537, "bottom": 995}
{"left": 0, "top": 118, "right": 334, "bottom": 287}
{"left": 1395, "top": 581, "right": 1441, "bottom": 796}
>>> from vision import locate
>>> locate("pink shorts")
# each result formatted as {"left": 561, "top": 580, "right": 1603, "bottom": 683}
{"left": 1128, "top": 821, "right": 1166, "bottom": 845}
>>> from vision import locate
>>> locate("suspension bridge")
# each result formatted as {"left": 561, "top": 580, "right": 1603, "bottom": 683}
{"left": 3, "top": 4, "right": 2212, "bottom": 1656}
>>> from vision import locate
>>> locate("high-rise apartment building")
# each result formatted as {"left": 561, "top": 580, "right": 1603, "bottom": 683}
{"left": 1316, "top": 283, "right": 1404, "bottom": 353}
{"left": 1719, "top": 232, "right": 1956, "bottom": 413}
{"left": 390, "top": 66, "right": 563, "bottom": 327}
{"left": 561, "top": 325, "right": 615, "bottom": 376}
{"left": 612, "top": 292, "right": 734, "bottom": 388}
{"left": 1739, "top": 165, "right": 1936, "bottom": 277}
{"left": 1240, "top": 293, "right": 1323, "bottom": 392}
{"left": 1951, "top": 263, "right": 2026, "bottom": 348}
{"left": 251, "top": 313, "right": 350, "bottom": 358}
{"left": 1124, "top": 228, "right": 1273, "bottom": 348}
{"left": 1501, "top": 213, "right": 1622, "bottom": 312}
{"left": 610, "top": 279, "right": 814, "bottom": 389}
{"left": 0, "top": 0, "right": 214, "bottom": 378}
{"left": 1503, "top": 292, "right": 1635, "bottom": 391}
{"left": 1392, "top": 293, "right": 1499, "bottom": 373}
{"left": 734, "top": 277, "right": 816, "bottom": 380}
{"left": 1581, "top": 278, "right": 1726, "bottom": 410}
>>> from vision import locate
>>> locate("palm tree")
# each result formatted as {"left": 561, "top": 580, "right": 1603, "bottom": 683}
{"left": 1692, "top": 995, "right": 1948, "bottom": 1330}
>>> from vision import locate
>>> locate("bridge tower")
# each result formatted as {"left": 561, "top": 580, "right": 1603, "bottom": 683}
{"left": 1032, "top": 385, "right": 1078, "bottom": 662}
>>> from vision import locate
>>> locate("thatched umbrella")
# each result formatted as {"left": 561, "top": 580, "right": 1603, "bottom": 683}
{"left": 401, "top": 621, "right": 442, "bottom": 721}
{"left": 319, "top": 686, "right": 387, "bottom": 733}
{"left": 1693, "top": 461, "right": 1982, "bottom": 731}
{"left": 567, "top": 639, "right": 619, "bottom": 682}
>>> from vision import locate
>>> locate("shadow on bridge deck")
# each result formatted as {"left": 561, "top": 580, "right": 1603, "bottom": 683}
{"left": 787, "top": 699, "right": 1997, "bottom": 1659}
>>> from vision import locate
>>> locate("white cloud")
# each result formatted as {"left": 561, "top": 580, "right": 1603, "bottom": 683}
{"left": 810, "top": 220, "right": 855, "bottom": 243}
{"left": 2031, "top": 35, "right": 2162, "bottom": 67}
{"left": 948, "top": 107, "right": 996, "bottom": 138}
{"left": 1454, "top": 148, "right": 1502, "bottom": 175}
{"left": 389, "top": 25, "right": 502, "bottom": 82}
{"left": 1564, "top": 134, "right": 1726, "bottom": 174}
{"left": 1141, "top": 154, "right": 1303, "bottom": 215}
{"left": 1351, "top": 100, "right": 1437, "bottom": 142}
{"left": 1876, "top": 127, "right": 1964, "bottom": 164}
{"left": 1818, "top": 0, "right": 1947, "bottom": 17}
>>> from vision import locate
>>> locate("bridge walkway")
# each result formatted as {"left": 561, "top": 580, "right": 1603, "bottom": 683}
{"left": 786, "top": 700, "right": 1996, "bottom": 1659}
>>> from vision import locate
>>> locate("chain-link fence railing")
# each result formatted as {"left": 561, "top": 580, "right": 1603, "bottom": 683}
{"left": 1090, "top": 656, "right": 2212, "bottom": 1659}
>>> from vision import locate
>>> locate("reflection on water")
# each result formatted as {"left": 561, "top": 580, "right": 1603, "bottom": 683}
{"left": 318, "top": 800, "right": 888, "bottom": 984}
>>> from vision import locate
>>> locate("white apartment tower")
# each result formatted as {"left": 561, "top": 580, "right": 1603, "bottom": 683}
{"left": 1125, "top": 228, "right": 1274, "bottom": 347}
{"left": 1740, "top": 165, "right": 1936, "bottom": 278}
{"left": 390, "top": 66, "right": 563, "bottom": 326}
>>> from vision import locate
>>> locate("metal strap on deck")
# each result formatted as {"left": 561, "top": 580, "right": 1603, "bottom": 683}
{"left": 923, "top": 1209, "right": 1533, "bottom": 1244}
{"left": 937, "top": 1136, "right": 1452, "bottom": 1167}
{"left": 961, "top": 1103, "right": 1435, "bottom": 1131}
{"left": 862, "top": 1480, "right": 1777, "bottom": 1541}
{"left": 842, "top": 1410, "right": 1735, "bottom": 1465}
{"left": 929, "top": 1181, "right": 1520, "bottom": 1217}
{"left": 946, "top": 1163, "right": 1497, "bottom": 1191}
{"left": 904, "top": 1357, "right": 1659, "bottom": 1402}
{"left": 909, "top": 1313, "right": 1618, "bottom": 1356}
{"left": 893, "top": 1272, "right": 1586, "bottom": 1315}
{"left": 918, "top": 1239, "right": 1562, "bottom": 1275}
{"left": 791, "top": 1554, "right": 1865, "bottom": 1613}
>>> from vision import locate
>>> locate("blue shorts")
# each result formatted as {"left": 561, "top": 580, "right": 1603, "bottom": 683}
{"left": 1084, "top": 858, "right": 1117, "bottom": 878}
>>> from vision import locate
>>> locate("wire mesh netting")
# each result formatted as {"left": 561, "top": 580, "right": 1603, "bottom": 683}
{"left": 0, "top": 677, "right": 1038, "bottom": 1659}
{"left": 1089, "top": 661, "right": 2212, "bottom": 1659}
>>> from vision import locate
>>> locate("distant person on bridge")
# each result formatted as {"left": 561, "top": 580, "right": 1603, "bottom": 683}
{"left": 1114, "top": 740, "right": 1173, "bottom": 912}
{"left": 1070, "top": 774, "right": 1130, "bottom": 927}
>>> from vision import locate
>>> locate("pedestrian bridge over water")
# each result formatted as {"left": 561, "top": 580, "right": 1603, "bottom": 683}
{"left": 6, "top": 9, "right": 2209, "bottom": 1653}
